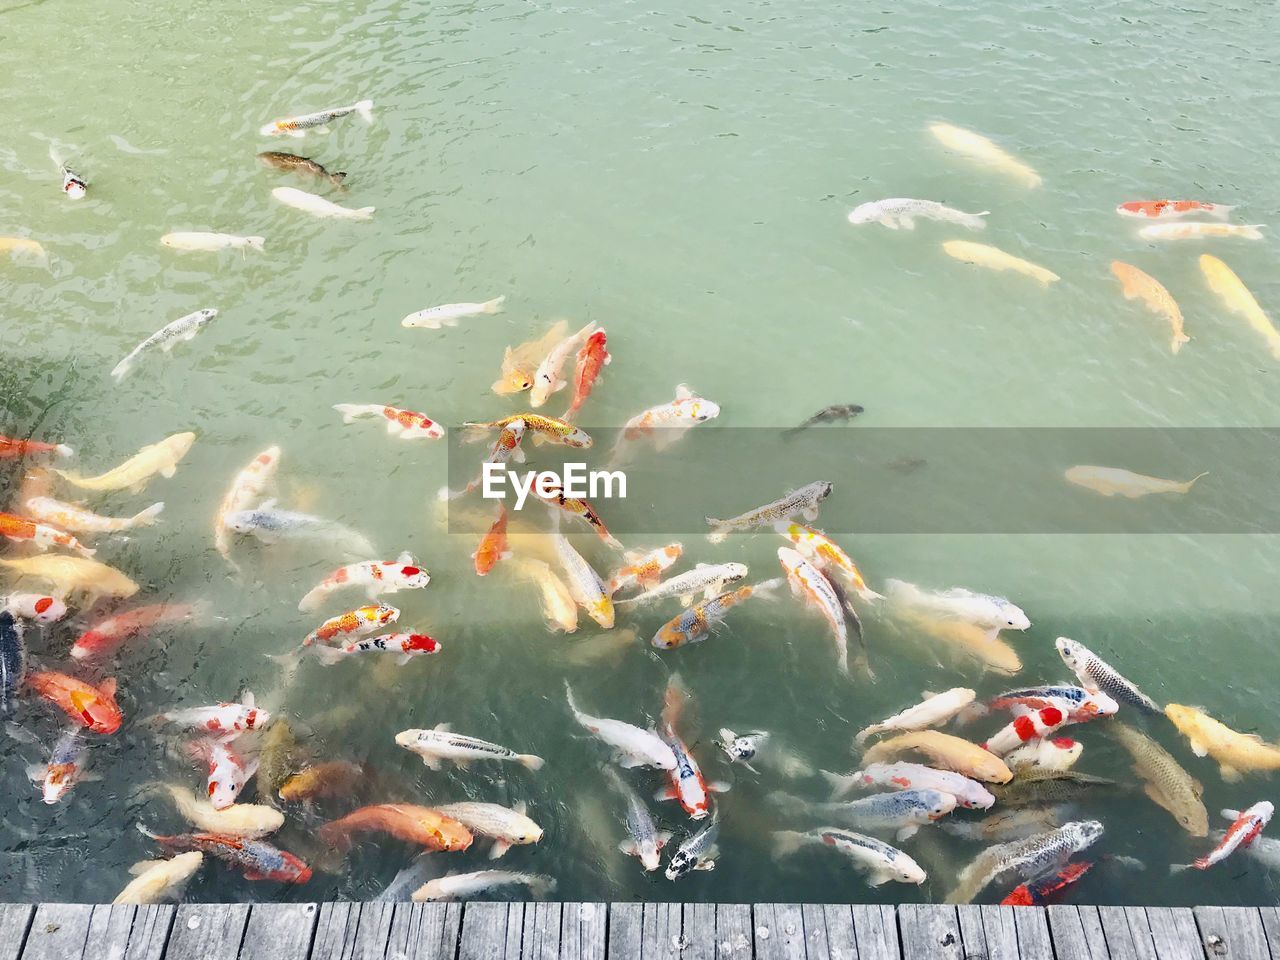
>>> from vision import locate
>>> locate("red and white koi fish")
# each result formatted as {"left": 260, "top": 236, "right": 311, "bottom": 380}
{"left": 71, "top": 602, "right": 207, "bottom": 661}
{"left": 617, "top": 385, "right": 720, "bottom": 452}
{"left": 778, "top": 546, "right": 851, "bottom": 675}
{"left": 776, "top": 522, "right": 882, "bottom": 601}
{"left": 530, "top": 322, "right": 597, "bottom": 407}
{"left": 1175, "top": 802, "right": 1273, "bottom": 872}
{"left": 192, "top": 738, "right": 259, "bottom": 810}
{"left": 562, "top": 329, "right": 610, "bottom": 421}
{"left": 298, "top": 552, "right": 429, "bottom": 612}
{"left": 1005, "top": 736, "right": 1082, "bottom": 772}
{"left": 473, "top": 507, "right": 511, "bottom": 577}
{"left": 0, "top": 436, "right": 72, "bottom": 461}
{"left": 27, "top": 672, "right": 122, "bottom": 734}
{"left": 312, "top": 632, "right": 441, "bottom": 666}
{"left": 608, "top": 544, "right": 683, "bottom": 595}
{"left": 303, "top": 603, "right": 399, "bottom": 647}
{"left": 2, "top": 593, "right": 68, "bottom": 623}
{"left": 214, "top": 446, "right": 281, "bottom": 566}
{"left": 1116, "top": 200, "right": 1234, "bottom": 220}
{"left": 656, "top": 675, "right": 728, "bottom": 819}
{"left": 25, "top": 496, "right": 164, "bottom": 535}
{"left": 983, "top": 690, "right": 1117, "bottom": 756}
{"left": 332, "top": 404, "right": 444, "bottom": 440}
{"left": 153, "top": 692, "right": 268, "bottom": 740}
{"left": 0, "top": 512, "right": 94, "bottom": 558}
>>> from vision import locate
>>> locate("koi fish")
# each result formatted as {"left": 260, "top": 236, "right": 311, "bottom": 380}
{"left": 25, "top": 496, "right": 164, "bottom": 534}
{"left": 163, "top": 784, "right": 284, "bottom": 839}
{"left": 656, "top": 674, "right": 728, "bottom": 819}
{"left": 855, "top": 688, "right": 976, "bottom": 744}
{"left": 111, "top": 309, "right": 219, "bottom": 382}
{"left": 943, "top": 240, "right": 1059, "bottom": 285}
{"left": 432, "top": 802, "right": 543, "bottom": 859}
{"left": 493, "top": 320, "right": 568, "bottom": 395}
{"left": 665, "top": 816, "right": 720, "bottom": 881}
{"left": 224, "top": 500, "right": 376, "bottom": 557}
{"left": 137, "top": 825, "right": 311, "bottom": 883}
{"left": 941, "top": 807, "right": 1070, "bottom": 844}
{"left": 0, "top": 238, "right": 49, "bottom": 262}
{"left": 565, "top": 682, "right": 676, "bottom": 770}
{"left": 1109, "top": 261, "right": 1190, "bottom": 354}
{"left": 112, "top": 852, "right": 204, "bottom": 904}
{"left": 983, "top": 691, "right": 1118, "bottom": 757}
{"left": 1200, "top": 254, "right": 1280, "bottom": 360}
{"left": 0, "top": 512, "right": 94, "bottom": 557}
{"left": 332, "top": 404, "right": 444, "bottom": 440}
{"left": 401, "top": 296, "right": 505, "bottom": 329}
{"left": 517, "top": 559, "right": 578, "bottom": 633}
{"left": 651, "top": 582, "right": 767, "bottom": 650}
{"left": 302, "top": 603, "right": 399, "bottom": 647}
{"left": 53, "top": 149, "right": 87, "bottom": 200}
{"left": 615, "top": 384, "right": 720, "bottom": 453}
{"left": 533, "top": 483, "right": 621, "bottom": 548}
{"left": 272, "top": 186, "right": 373, "bottom": 220}
{"left": 257, "top": 152, "right": 347, "bottom": 187}
{"left": 1004, "top": 737, "right": 1083, "bottom": 772}
{"left": 776, "top": 522, "right": 880, "bottom": 601}
{"left": 71, "top": 602, "right": 206, "bottom": 661}
{"left": 707, "top": 481, "right": 833, "bottom": 544}
{"left": 530, "top": 322, "right": 597, "bottom": 407}
{"left": 1165, "top": 704, "right": 1280, "bottom": 781}
{"left": 310, "top": 632, "right": 441, "bottom": 666}
{"left": 412, "top": 870, "right": 556, "bottom": 902}
{"left": 1055, "top": 637, "right": 1160, "bottom": 713}
{"left": 27, "top": 671, "right": 121, "bottom": 734}
{"left": 463, "top": 413, "right": 592, "bottom": 448}
{"left": 774, "top": 828, "right": 925, "bottom": 886}
{"left": 607, "top": 544, "right": 683, "bottom": 595}
{"left": 473, "top": 506, "right": 510, "bottom": 576}
{"left": 715, "top": 728, "right": 812, "bottom": 779}
{"left": 395, "top": 723, "right": 544, "bottom": 771}
{"left": 317, "top": 804, "right": 473, "bottom": 853}
{"left": 778, "top": 546, "right": 850, "bottom": 674}
{"left": 563, "top": 329, "right": 610, "bottom": 421}
{"left": 822, "top": 762, "right": 994, "bottom": 810}
{"left": 603, "top": 765, "right": 670, "bottom": 872}
{"left": 192, "top": 738, "right": 258, "bottom": 810}
{"left": 992, "top": 768, "right": 1115, "bottom": 808}
{"left": 1117, "top": 200, "right": 1234, "bottom": 220}
{"left": 2, "top": 593, "right": 67, "bottom": 623}
{"left": 946, "top": 820, "right": 1104, "bottom": 904}
{"left": 440, "top": 419, "right": 528, "bottom": 501}
{"left": 0, "top": 555, "right": 138, "bottom": 603}
{"left": 0, "top": 436, "right": 71, "bottom": 460}
{"left": 782, "top": 403, "right": 864, "bottom": 438}
{"left": 885, "top": 579, "right": 1029, "bottom": 633}
{"left": 56, "top": 432, "right": 195, "bottom": 493}
{"left": 161, "top": 232, "right": 265, "bottom": 252}
{"left": 1140, "top": 222, "right": 1262, "bottom": 241}
{"left": 1109, "top": 721, "right": 1206, "bottom": 836}
{"left": 615, "top": 562, "right": 748, "bottom": 608}
{"left": 214, "top": 446, "right": 281, "bottom": 565}
{"left": 770, "top": 789, "right": 956, "bottom": 842}
{"left": 279, "top": 760, "right": 368, "bottom": 803}
{"left": 553, "top": 533, "right": 613, "bottom": 628}
{"left": 929, "top": 122, "right": 1041, "bottom": 187}
{"left": 1175, "top": 802, "right": 1273, "bottom": 872}
{"left": 1064, "top": 465, "right": 1207, "bottom": 498}
{"left": 298, "top": 552, "right": 429, "bottom": 612}
{"left": 1001, "top": 861, "right": 1094, "bottom": 906}
{"left": 152, "top": 692, "right": 268, "bottom": 739}
{"left": 861, "top": 730, "right": 1013, "bottom": 784}
{"left": 848, "top": 198, "right": 988, "bottom": 230}
{"left": 259, "top": 99, "right": 374, "bottom": 137}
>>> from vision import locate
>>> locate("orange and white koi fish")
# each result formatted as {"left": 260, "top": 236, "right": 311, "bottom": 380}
{"left": 563, "top": 330, "right": 610, "bottom": 421}
{"left": 0, "top": 436, "right": 70, "bottom": 460}
{"left": 152, "top": 692, "right": 268, "bottom": 739}
{"left": 657, "top": 675, "right": 728, "bottom": 819}
{"left": 554, "top": 533, "right": 613, "bottom": 628}
{"left": 517, "top": 559, "right": 578, "bottom": 633}
{"left": 0, "top": 512, "right": 94, "bottom": 557}
{"left": 401, "top": 296, "right": 505, "bottom": 329}
{"left": 929, "top": 123, "right": 1041, "bottom": 188}
{"left": 56, "top": 432, "right": 195, "bottom": 493}
{"left": 303, "top": 603, "right": 399, "bottom": 647}
{"left": 1109, "top": 261, "right": 1189, "bottom": 354}
{"left": 214, "top": 446, "right": 281, "bottom": 565}
{"left": 2, "top": 593, "right": 67, "bottom": 623}
{"left": 651, "top": 583, "right": 769, "bottom": 650}
{"left": 1175, "top": 802, "right": 1273, "bottom": 872}
{"left": 1200, "top": 254, "right": 1280, "bottom": 360}
{"left": 776, "top": 522, "right": 881, "bottom": 601}
{"left": 493, "top": 321, "right": 569, "bottom": 395}
{"left": 24, "top": 496, "right": 164, "bottom": 535}
{"left": 298, "top": 552, "right": 429, "bottom": 612}
{"left": 464, "top": 413, "right": 592, "bottom": 449}
{"left": 333, "top": 404, "right": 444, "bottom": 440}
{"left": 530, "top": 322, "right": 597, "bottom": 407}
{"left": 1140, "top": 222, "right": 1263, "bottom": 241}
{"left": 259, "top": 99, "right": 374, "bottom": 137}
{"left": 534, "top": 484, "right": 621, "bottom": 548}
{"left": 778, "top": 546, "right": 851, "bottom": 675}
{"left": 28, "top": 729, "right": 91, "bottom": 804}
{"left": 474, "top": 507, "right": 511, "bottom": 576}
{"left": 192, "top": 738, "right": 259, "bottom": 810}
{"left": 608, "top": 544, "right": 683, "bottom": 595}
{"left": 1117, "top": 200, "right": 1234, "bottom": 220}
{"left": 613, "top": 385, "right": 720, "bottom": 463}
{"left": 27, "top": 672, "right": 122, "bottom": 734}
{"left": 0, "top": 555, "right": 138, "bottom": 603}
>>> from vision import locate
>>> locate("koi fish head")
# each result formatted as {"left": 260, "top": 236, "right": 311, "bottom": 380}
{"left": 244, "top": 707, "right": 271, "bottom": 730}
{"left": 652, "top": 623, "right": 689, "bottom": 650}
{"left": 686, "top": 399, "right": 720, "bottom": 423}
{"left": 401, "top": 634, "right": 441, "bottom": 655}
{"left": 562, "top": 426, "right": 593, "bottom": 448}
{"left": 998, "top": 602, "right": 1031, "bottom": 631}
{"left": 1054, "top": 637, "right": 1084, "bottom": 672}
{"left": 42, "top": 763, "right": 77, "bottom": 804}
{"left": 17, "top": 595, "right": 67, "bottom": 623}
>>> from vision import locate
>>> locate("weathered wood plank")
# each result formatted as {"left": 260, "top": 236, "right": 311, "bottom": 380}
{"left": 1259, "top": 909, "right": 1280, "bottom": 960}
{"left": 0, "top": 905, "right": 34, "bottom": 960}
{"left": 520, "top": 902, "right": 560, "bottom": 960}
{"left": 642, "top": 902, "right": 683, "bottom": 959}
{"left": 976, "top": 904, "right": 1020, "bottom": 960}
{"left": 819, "top": 905, "right": 858, "bottom": 960}
{"left": 1047, "top": 905, "right": 1110, "bottom": 960}
{"left": 1145, "top": 907, "right": 1205, "bottom": 960}
{"left": 459, "top": 903, "right": 521, "bottom": 960}
{"left": 558, "top": 904, "right": 605, "bottom": 960}
{"left": 801, "top": 904, "right": 831, "bottom": 960}
{"left": 955, "top": 906, "right": 989, "bottom": 960}
{"left": 20, "top": 904, "right": 92, "bottom": 960}
{"left": 684, "top": 903, "right": 717, "bottom": 960}
{"left": 387, "top": 902, "right": 463, "bottom": 960}
{"left": 1078, "top": 906, "right": 1114, "bottom": 960}
{"left": 897, "top": 904, "right": 962, "bottom": 960}
{"left": 164, "top": 904, "right": 249, "bottom": 960}
{"left": 239, "top": 903, "right": 318, "bottom": 960}
{"left": 850, "top": 905, "right": 897, "bottom": 960}
{"left": 312, "top": 902, "right": 397, "bottom": 960}
{"left": 754, "top": 903, "right": 804, "bottom": 960}
{"left": 1098, "top": 906, "right": 1154, "bottom": 960}
{"left": 1194, "top": 906, "right": 1269, "bottom": 960}
{"left": 606, "top": 903, "right": 642, "bottom": 960}
{"left": 120, "top": 905, "right": 175, "bottom": 960}
{"left": 716, "top": 904, "right": 753, "bottom": 959}
{"left": 1013, "top": 904, "right": 1054, "bottom": 960}
{"left": 85, "top": 905, "right": 142, "bottom": 960}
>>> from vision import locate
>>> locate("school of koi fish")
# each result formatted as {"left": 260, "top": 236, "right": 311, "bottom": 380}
{"left": 3, "top": 103, "right": 1279, "bottom": 910}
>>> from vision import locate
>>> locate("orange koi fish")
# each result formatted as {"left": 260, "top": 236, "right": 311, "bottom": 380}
{"left": 317, "top": 804, "right": 473, "bottom": 853}
{"left": 0, "top": 436, "right": 72, "bottom": 461}
{"left": 0, "top": 512, "right": 94, "bottom": 558}
{"left": 608, "top": 544, "right": 683, "bottom": 595}
{"left": 563, "top": 330, "right": 610, "bottom": 421}
{"left": 473, "top": 507, "right": 510, "bottom": 577}
{"left": 27, "top": 671, "right": 121, "bottom": 734}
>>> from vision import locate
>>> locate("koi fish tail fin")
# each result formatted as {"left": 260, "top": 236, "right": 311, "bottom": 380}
{"left": 297, "top": 587, "right": 325, "bottom": 613}
{"left": 131, "top": 502, "right": 165, "bottom": 527}
{"left": 55, "top": 445, "right": 73, "bottom": 458}
{"left": 517, "top": 753, "right": 545, "bottom": 771}
{"left": 354, "top": 99, "right": 374, "bottom": 123}
{"left": 704, "top": 520, "right": 728, "bottom": 545}
{"left": 853, "top": 723, "right": 881, "bottom": 746}
{"left": 135, "top": 822, "right": 163, "bottom": 842}
{"left": 482, "top": 296, "right": 506, "bottom": 315}
{"left": 110, "top": 357, "right": 135, "bottom": 383}
{"left": 772, "top": 830, "right": 808, "bottom": 859}
{"left": 1171, "top": 333, "right": 1191, "bottom": 354}
{"left": 331, "top": 172, "right": 348, "bottom": 186}
{"left": 818, "top": 769, "right": 858, "bottom": 799}
{"left": 245, "top": 237, "right": 266, "bottom": 251}
{"left": 354, "top": 207, "right": 376, "bottom": 220}
{"left": 332, "top": 404, "right": 373, "bottom": 424}
{"left": 1241, "top": 225, "right": 1265, "bottom": 240}
{"left": 266, "top": 648, "right": 305, "bottom": 686}
{"left": 1169, "top": 862, "right": 1193, "bottom": 875}
{"left": 1179, "top": 472, "right": 1209, "bottom": 494}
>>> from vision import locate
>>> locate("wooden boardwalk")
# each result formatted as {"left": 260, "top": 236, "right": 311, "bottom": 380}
{"left": 2, "top": 901, "right": 1278, "bottom": 960}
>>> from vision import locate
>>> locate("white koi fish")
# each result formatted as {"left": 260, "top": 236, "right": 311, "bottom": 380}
{"left": 432, "top": 802, "right": 543, "bottom": 860}
{"left": 401, "top": 296, "right": 505, "bottom": 330}
{"left": 395, "top": 723, "right": 544, "bottom": 771}
{"left": 530, "top": 322, "right": 597, "bottom": 407}
{"left": 614, "top": 562, "right": 747, "bottom": 608}
{"left": 774, "top": 828, "right": 925, "bottom": 886}
{"left": 565, "top": 683, "right": 676, "bottom": 770}
{"left": 929, "top": 122, "right": 1041, "bottom": 188}
{"left": 161, "top": 232, "right": 264, "bottom": 252}
{"left": 856, "top": 688, "right": 976, "bottom": 744}
{"left": 214, "top": 446, "right": 281, "bottom": 566}
{"left": 298, "top": 552, "right": 429, "bottom": 612}
{"left": 25, "top": 496, "right": 164, "bottom": 535}
{"left": 603, "top": 766, "right": 670, "bottom": 872}
{"left": 1140, "top": 222, "right": 1263, "bottom": 241}
{"left": 1064, "top": 465, "right": 1207, "bottom": 499}
{"left": 412, "top": 870, "right": 555, "bottom": 902}
{"left": 885, "top": 579, "right": 1029, "bottom": 633}
{"left": 272, "top": 186, "right": 373, "bottom": 220}
{"left": 553, "top": 533, "right": 613, "bottom": 628}
{"left": 848, "top": 198, "right": 988, "bottom": 231}
{"left": 821, "top": 762, "right": 995, "bottom": 809}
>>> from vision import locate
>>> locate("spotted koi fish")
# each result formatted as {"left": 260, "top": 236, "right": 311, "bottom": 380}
{"left": 303, "top": 603, "right": 399, "bottom": 647}
{"left": 312, "top": 632, "right": 441, "bottom": 666}
{"left": 534, "top": 484, "right": 620, "bottom": 547}
{"left": 259, "top": 99, "right": 373, "bottom": 137}
{"left": 0, "top": 436, "right": 71, "bottom": 460}
{"left": 333, "top": 404, "right": 444, "bottom": 440}
{"left": 775, "top": 522, "right": 881, "bottom": 601}
{"left": 298, "top": 552, "right": 429, "bottom": 612}
{"left": 464, "top": 413, "right": 592, "bottom": 448}
{"left": 651, "top": 583, "right": 771, "bottom": 650}
{"left": 0, "top": 512, "right": 94, "bottom": 558}
{"left": 153, "top": 692, "right": 268, "bottom": 739}
{"left": 656, "top": 675, "right": 728, "bottom": 819}
{"left": 1116, "top": 200, "right": 1234, "bottom": 220}
{"left": 608, "top": 544, "right": 683, "bottom": 595}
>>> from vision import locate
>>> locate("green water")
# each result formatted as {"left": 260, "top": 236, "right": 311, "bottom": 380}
{"left": 3, "top": 0, "right": 1280, "bottom": 906}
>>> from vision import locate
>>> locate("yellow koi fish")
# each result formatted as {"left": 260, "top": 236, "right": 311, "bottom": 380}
{"left": 1110, "top": 261, "right": 1189, "bottom": 354}
{"left": 56, "top": 432, "right": 195, "bottom": 493}
{"left": 0, "top": 554, "right": 138, "bottom": 603}
{"left": 1140, "top": 222, "right": 1263, "bottom": 241}
{"left": 929, "top": 123, "right": 1041, "bottom": 188}
{"left": 517, "top": 559, "right": 578, "bottom": 633}
{"left": 1200, "top": 254, "right": 1280, "bottom": 360}
{"left": 464, "top": 413, "right": 592, "bottom": 449}
{"left": 1165, "top": 704, "right": 1280, "bottom": 782}
{"left": 943, "top": 241, "right": 1059, "bottom": 286}
{"left": 493, "top": 321, "right": 569, "bottom": 395}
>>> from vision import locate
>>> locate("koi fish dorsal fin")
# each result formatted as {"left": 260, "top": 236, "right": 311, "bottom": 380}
{"left": 241, "top": 691, "right": 255, "bottom": 709}
{"left": 433, "top": 722, "right": 453, "bottom": 733}
{"left": 98, "top": 677, "right": 117, "bottom": 697}
{"left": 128, "top": 859, "right": 165, "bottom": 876}
{"left": 674, "top": 383, "right": 694, "bottom": 401}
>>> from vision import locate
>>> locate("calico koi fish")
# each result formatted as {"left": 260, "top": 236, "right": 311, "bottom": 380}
{"left": 562, "top": 329, "right": 610, "bottom": 421}
{"left": 333, "top": 404, "right": 445, "bottom": 440}
{"left": 778, "top": 546, "right": 850, "bottom": 674}
{"left": 946, "top": 821, "right": 1104, "bottom": 904}
{"left": 607, "top": 544, "right": 683, "bottom": 595}
{"left": 298, "top": 552, "right": 429, "bottom": 612}
{"left": 71, "top": 602, "right": 206, "bottom": 660}
{"left": 137, "top": 825, "right": 311, "bottom": 883}
{"left": 533, "top": 484, "right": 621, "bottom": 547}
{"left": 153, "top": 692, "right": 268, "bottom": 739}
{"left": 1001, "top": 861, "right": 1094, "bottom": 906}
{"left": 656, "top": 675, "right": 728, "bottom": 819}
{"left": 776, "top": 522, "right": 880, "bottom": 601}
{"left": 310, "top": 632, "right": 441, "bottom": 666}
{"left": 651, "top": 583, "right": 767, "bottom": 650}
{"left": 214, "top": 446, "right": 281, "bottom": 565}
{"left": 27, "top": 672, "right": 121, "bottom": 734}
{"left": 464, "top": 413, "right": 592, "bottom": 448}
{"left": 24, "top": 496, "right": 164, "bottom": 535}
{"left": 28, "top": 729, "right": 91, "bottom": 804}
{"left": 665, "top": 816, "right": 720, "bottom": 881}
{"left": 616, "top": 384, "right": 720, "bottom": 452}
{"left": 0, "top": 512, "right": 93, "bottom": 557}
{"left": 303, "top": 603, "right": 399, "bottom": 647}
